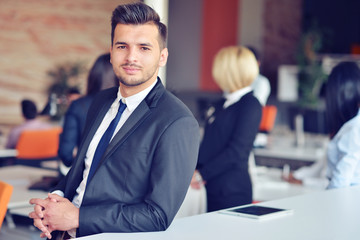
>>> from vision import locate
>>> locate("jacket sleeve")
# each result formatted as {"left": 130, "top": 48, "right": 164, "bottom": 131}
{"left": 58, "top": 103, "right": 80, "bottom": 167}
{"left": 77, "top": 116, "right": 200, "bottom": 236}
{"left": 327, "top": 124, "right": 360, "bottom": 189}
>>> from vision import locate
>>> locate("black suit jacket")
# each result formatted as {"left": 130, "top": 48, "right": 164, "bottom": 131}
{"left": 197, "top": 92, "right": 262, "bottom": 211}
{"left": 54, "top": 80, "right": 200, "bottom": 237}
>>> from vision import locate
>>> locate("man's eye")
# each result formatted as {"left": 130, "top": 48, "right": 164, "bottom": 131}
{"left": 117, "top": 45, "right": 126, "bottom": 49}
{"left": 141, "top": 47, "right": 150, "bottom": 51}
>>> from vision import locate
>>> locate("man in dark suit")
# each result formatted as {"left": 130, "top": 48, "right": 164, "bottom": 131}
{"left": 29, "top": 3, "right": 200, "bottom": 239}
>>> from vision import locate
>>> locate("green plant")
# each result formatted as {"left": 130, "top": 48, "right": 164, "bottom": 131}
{"left": 46, "top": 61, "right": 86, "bottom": 120}
{"left": 296, "top": 24, "right": 328, "bottom": 108}
{"left": 47, "top": 61, "right": 86, "bottom": 96}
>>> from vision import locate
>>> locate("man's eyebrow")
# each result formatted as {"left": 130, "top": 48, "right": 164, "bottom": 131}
{"left": 113, "top": 41, "right": 153, "bottom": 47}
{"left": 114, "top": 41, "right": 127, "bottom": 45}
{"left": 139, "top": 43, "right": 153, "bottom": 47}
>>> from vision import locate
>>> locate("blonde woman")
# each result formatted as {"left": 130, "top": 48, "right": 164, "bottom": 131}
{"left": 194, "top": 46, "right": 262, "bottom": 212}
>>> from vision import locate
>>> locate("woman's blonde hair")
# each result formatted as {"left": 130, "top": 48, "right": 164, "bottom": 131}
{"left": 212, "top": 46, "right": 259, "bottom": 92}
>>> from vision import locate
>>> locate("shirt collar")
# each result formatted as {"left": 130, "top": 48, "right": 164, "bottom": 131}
{"left": 115, "top": 79, "right": 158, "bottom": 112}
{"left": 223, "top": 86, "right": 252, "bottom": 109}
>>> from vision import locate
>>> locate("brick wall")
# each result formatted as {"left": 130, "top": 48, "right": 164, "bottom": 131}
{"left": 0, "top": 0, "right": 134, "bottom": 126}
{"left": 262, "top": 0, "right": 303, "bottom": 94}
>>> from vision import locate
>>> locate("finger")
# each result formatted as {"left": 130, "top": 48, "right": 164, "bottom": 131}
{"left": 33, "top": 218, "right": 48, "bottom": 234}
{"left": 40, "top": 231, "right": 52, "bottom": 239}
{"left": 28, "top": 211, "right": 41, "bottom": 219}
{"left": 34, "top": 204, "right": 44, "bottom": 218}
{"left": 44, "top": 227, "right": 52, "bottom": 239}
{"left": 48, "top": 193, "right": 64, "bottom": 202}
{"left": 30, "top": 198, "right": 48, "bottom": 209}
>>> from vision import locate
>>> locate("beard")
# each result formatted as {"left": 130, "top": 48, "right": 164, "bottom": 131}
{"left": 118, "top": 77, "right": 147, "bottom": 87}
{"left": 116, "top": 63, "right": 158, "bottom": 87}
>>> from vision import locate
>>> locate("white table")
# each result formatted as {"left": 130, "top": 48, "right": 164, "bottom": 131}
{"left": 0, "top": 149, "right": 17, "bottom": 158}
{"left": 253, "top": 132, "right": 328, "bottom": 170}
{"left": 252, "top": 167, "right": 322, "bottom": 201}
{"left": 74, "top": 186, "right": 360, "bottom": 240}
{"left": 0, "top": 165, "right": 58, "bottom": 227}
{"left": 0, "top": 165, "right": 58, "bottom": 208}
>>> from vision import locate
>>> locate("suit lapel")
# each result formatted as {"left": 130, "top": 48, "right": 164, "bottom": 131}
{"left": 71, "top": 95, "right": 115, "bottom": 176}
{"left": 104, "top": 100, "right": 151, "bottom": 158}
{"left": 84, "top": 80, "right": 165, "bottom": 182}
{"left": 105, "top": 79, "right": 166, "bottom": 155}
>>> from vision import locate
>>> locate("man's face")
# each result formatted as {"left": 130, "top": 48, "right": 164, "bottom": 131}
{"left": 110, "top": 23, "right": 168, "bottom": 89}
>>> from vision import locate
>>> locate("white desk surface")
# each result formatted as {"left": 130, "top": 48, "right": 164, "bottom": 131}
{"left": 252, "top": 167, "right": 322, "bottom": 201}
{"left": 253, "top": 131, "right": 328, "bottom": 162}
{"left": 0, "top": 149, "right": 17, "bottom": 158}
{"left": 75, "top": 186, "right": 360, "bottom": 240}
{"left": 0, "top": 165, "right": 58, "bottom": 210}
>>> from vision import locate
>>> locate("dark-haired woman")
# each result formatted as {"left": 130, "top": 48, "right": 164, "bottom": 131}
{"left": 326, "top": 61, "right": 360, "bottom": 189}
{"left": 58, "top": 53, "right": 119, "bottom": 174}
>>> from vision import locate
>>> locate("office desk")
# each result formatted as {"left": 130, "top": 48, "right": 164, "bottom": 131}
{"left": 254, "top": 132, "right": 328, "bottom": 170}
{"left": 0, "top": 149, "right": 17, "bottom": 158}
{"left": 0, "top": 149, "right": 17, "bottom": 167}
{"left": 0, "top": 165, "right": 58, "bottom": 227}
{"left": 0, "top": 165, "right": 58, "bottom": 208}
{"left": 74, "top": 186, "right": 360, "bottom": 240}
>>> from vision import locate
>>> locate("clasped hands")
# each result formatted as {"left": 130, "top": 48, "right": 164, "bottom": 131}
{"left": 29, "top": 193, "right": 79, "bottom": 239}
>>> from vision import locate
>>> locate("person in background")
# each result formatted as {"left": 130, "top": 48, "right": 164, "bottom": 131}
{"left": 284, "top": 61, "right": 360, "bottom": 190}
{"left": 195, "top": 46, "right": 262, "bottom": 212}
{"left": 6, "top": 99, "right": 52, "bottom": 149}
{"left": 58, "top": 53, "right": 118, "bottom": 172}
{"left": 325, "top": 61, "right": 360, "bottom": 189}
{"left": 29, "top": 3, "right": 199, "bottom": 239}
{"left": 65, "top": 87, "right": 82, "bottom": 106}
{"left": 246, "top": 46, "right": 271, "bottom": 106}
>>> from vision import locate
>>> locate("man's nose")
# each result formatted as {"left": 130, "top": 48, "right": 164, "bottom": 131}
{"left": 126, "top": 48, "right": 138, "bottom": 62}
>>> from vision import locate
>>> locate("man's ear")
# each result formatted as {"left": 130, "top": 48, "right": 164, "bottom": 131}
{"left": 159, "top": 48, "right": 168, "bottom": 67}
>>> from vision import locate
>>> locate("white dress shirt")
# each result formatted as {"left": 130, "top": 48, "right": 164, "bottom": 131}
{"left": 327, "top": 108, "right": 360, "bottom": 189}
{"left": 223, "top": 86, "right": 252, "bottom": 109}
{"left": 251, "top": 74, "right": 271, "bottom": 106}
{"left": 55, "top": 80, "right": 157, "bottom": 237}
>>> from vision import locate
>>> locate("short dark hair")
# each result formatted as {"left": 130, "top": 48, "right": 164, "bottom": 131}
{"left": 326, "top": 61, "right": 360, "bottom": 137}
{"left": 21, "top": 99, "right": 37, "bottom": 120}
{"left": 111, "top": 2, "right": 167, "bottom": 49}
{"left": 67, "top": 87, "right": 80, "bottom": 95}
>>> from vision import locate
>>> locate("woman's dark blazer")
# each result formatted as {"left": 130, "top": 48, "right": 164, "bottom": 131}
{"left": 58, "top": 95, "right": 94, "bottom": 167}
{"left": 197, "top": 92, "right": 262, "bottom": 212}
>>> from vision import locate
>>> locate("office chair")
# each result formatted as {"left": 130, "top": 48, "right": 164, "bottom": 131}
{"left": 0, "top": 181, "right": 13, "bottom": 229}
{"left": 15, "top": 127, "right": 62, "bottom": 168}
{"left": 259, "top": 105, "right": 277, "bottom": 133}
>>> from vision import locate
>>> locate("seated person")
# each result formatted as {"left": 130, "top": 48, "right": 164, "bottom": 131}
{"left": 284, "top": 61, "right": 360, "bottom": 189}
{"left": 58, "top": 53, "right": 118, "bottom": 174}
{"left": 6, "top": 99, "right": 52, "bottom": 149}
{"left": 283, "top": 156, "right": 329, "bottom": 189}
{"left": 66, "top": 87, "right": 82, "bottom": 106}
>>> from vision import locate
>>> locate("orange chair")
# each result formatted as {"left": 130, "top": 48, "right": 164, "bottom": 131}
{"left": 259, "top": 105, "right": 277, "bottom": 133}
{"left": 0, "top": 181, "right": 13, "bottom": 229}
{"left": 15, "top": 127, "right": 62, "bottom": 167}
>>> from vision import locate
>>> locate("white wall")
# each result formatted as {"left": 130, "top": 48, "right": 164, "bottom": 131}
{"left": 165, "top": 0, "right": 202, "bottom": 92}
{"left": 144, "top": 0, "right": 169, "bottom": 85}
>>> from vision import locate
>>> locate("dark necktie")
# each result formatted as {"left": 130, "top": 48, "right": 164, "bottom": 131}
{"left": 87, "top": 100, "right": 127, "bottom": 183}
